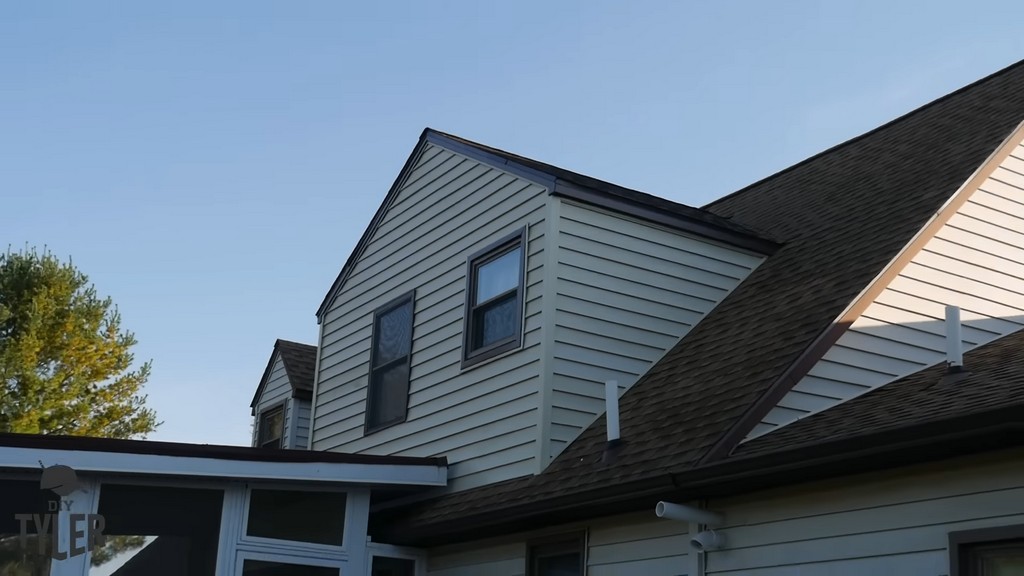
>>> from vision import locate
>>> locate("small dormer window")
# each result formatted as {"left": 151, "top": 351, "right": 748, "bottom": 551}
{"left": 463, "top": 228, "right": 526, "bottom": 368}
{"left": 259, "top": 406, "right": 284, "bottom": 449}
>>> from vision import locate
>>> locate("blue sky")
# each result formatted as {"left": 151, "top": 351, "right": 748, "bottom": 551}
{"left": 2, "top": 2, "right": 1022, "bottom": 446}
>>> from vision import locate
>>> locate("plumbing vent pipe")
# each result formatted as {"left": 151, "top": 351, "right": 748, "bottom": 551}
{"left": 945, "top": 305, "right": 963, "bottom": 372}
{"left": 605, "top": 380, "right": 620, "bottom": 444}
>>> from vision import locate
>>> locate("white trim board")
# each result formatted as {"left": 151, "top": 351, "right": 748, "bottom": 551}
{"left": 5, "top": 446, "right": 447, "bottom": 487}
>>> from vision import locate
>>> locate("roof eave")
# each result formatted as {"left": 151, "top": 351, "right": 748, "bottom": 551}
{"left": 380, "top": 404, "right": 1024, "bottom": 546}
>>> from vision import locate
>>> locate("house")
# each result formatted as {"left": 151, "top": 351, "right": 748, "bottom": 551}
{"left": 1, "top": 57, "right": 1022, "bottom": 576}
{"left": 296, "top": 58, "right": 1024, "bottom": 575}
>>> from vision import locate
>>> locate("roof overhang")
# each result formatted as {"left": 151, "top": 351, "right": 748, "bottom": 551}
{"left": 376, "top": 404, "right": 1024, "bottom": 545}
{"left": 0, "top": 434, "right": 448, "bottom": 488}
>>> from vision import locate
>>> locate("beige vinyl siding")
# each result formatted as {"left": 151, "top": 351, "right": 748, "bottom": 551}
{"left": 547, "top": 200, "right": 764, "bottom": 459}
{"left": 751, "top": 143, "right": 1024, "bottom": 439}
{"left": 312, "top": 143, "right": 549, "bottom": 491}
{"left": 706, "top": 448, "right": 1024, "bottom": 575}
{"left": 426, "top": 512, "right": 689, "bottom": 576}
{"left": 252, "top": 355, "right": 291, "bottom": 447}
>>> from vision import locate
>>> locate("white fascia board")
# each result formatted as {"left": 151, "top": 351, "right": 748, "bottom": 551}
{"left": 2, "top": 446, "right": 447, "bottom": 487}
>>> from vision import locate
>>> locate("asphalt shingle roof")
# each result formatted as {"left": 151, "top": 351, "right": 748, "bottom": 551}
{"left": 735, "top": 328, "right": 1024, "bottom": 457}
{"left": 275, "top": 339, "right": 317, "bottom": 393}
{"left": 250, "top": 339, "right": 317, "bottom": 409}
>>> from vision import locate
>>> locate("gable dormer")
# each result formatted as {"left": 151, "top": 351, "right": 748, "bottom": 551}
{"left": 310, "top": 130, "right": 776, "bottom": 491}
{"left": 251, "top": 339, "right": 317, "bottom": 449}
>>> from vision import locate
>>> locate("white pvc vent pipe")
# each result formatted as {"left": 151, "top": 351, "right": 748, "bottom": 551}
{"left": 605, "top": 380, "right": 620, "bottom": 443}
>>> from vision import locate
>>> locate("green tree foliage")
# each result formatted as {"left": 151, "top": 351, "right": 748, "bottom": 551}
{"left": 0, "top": 248, "right": 157, "bottom": 438}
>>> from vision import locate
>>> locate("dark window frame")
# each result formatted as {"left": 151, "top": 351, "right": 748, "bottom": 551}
{"left": 365, "top": 290, "right": 416, "bottom": 434}
{"left": 526, "top": 532, "right": 586, "bottom": 576}
{"left": 462, "top": 228, "right": 527, "bottom": 369}
{"left": 258, "top": 402, "right": 286, "bottom": 449}
{"left": 949, "top": 524, "right": 1024, "bottom": 576}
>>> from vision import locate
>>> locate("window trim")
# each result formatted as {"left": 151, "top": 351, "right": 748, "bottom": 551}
{"left": 949, "top": 524, "right": 1024, "bottom": 576}
{"left": 365, "top": 290, "right": 416, "bottom": 434}
{"left": 526, "top": 532, "right": 586, "bottom": 576}
{"left": 461, "top": 227, "right": 527, "bottom": 369}
{"left": 257, "top": 402, "right": 286, "bottom": 449}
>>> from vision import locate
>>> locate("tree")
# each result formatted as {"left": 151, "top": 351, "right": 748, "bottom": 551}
{"left": 0, "top": 248, "right": 157, "bottom": 438}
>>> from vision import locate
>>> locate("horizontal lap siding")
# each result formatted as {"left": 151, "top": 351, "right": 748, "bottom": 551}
{"left": 588, "top": 512, "right": 690, "bottom": 576}
{"left": 426, "top": 512, "right": 689, "bottom": 576}
{"left": 755, "top": 144, "right": 1024, "bottom": 439}
{"left": 312, "top": 143, "right": 549, "bottom": 490}
{"left": 706, "top": 449, "right": 1024, "bottom": 575}
{"left": 428, "top": 542, "right": 525, "bottom": 576}
{"left": 549, "top": 201, "right": 763, "bottom": 460}
{"left": 252, "top": 355, "right": 291, "bottom": 447}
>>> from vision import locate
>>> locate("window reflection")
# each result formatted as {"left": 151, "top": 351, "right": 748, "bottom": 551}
{"left": 88, "top": 484, "right": 222, "bottom": 576}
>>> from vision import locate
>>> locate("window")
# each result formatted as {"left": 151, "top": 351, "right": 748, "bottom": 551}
{"left": 246, "top": 488, "right": 347, "bottom": 546}
{"left": 366, "top": 291, "right": 415, "bottom": 432}
{"left": 258, "top": 405, "right": 284, "bottom": 449}
{"left": 463, "top": 229, "right": 526, "bottom": 367}
{"left": 527, "top": 534, "right": 584, "bottom": 576}
{"left": 950, "top": 525, "right": 1024, "bottom": 576}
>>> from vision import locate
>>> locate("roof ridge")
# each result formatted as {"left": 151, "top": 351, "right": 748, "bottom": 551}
{"left": 424, "top": 128, "right": 771, "bottom": 241}
{"left": 275, "top": 338, "right": 316, "bottom": 350}
{"left": 703, "top": 57, "right": 1024, "bottom": 211}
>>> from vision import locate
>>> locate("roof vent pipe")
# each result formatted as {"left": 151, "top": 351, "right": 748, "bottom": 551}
{"left": 605, "top": 380, "right": 620, "bottom": 444}
{"left": 946, "top": 305, "right": 963, "bottom": 373}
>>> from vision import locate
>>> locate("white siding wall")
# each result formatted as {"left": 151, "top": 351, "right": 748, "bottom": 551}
{"left": 547, "top": 200, "right": 764, "bottom": 460}
{"left": 252, "top": 355, "right": 292, "bottom": 447}
{"left": 312, "top": 143, "right": 549, "bottom": 491}
{"left": 706, "top": 449, "right": 1024, "bottom": 575}
{"left": 751, "top": 143, "right": 1024, "bottom": 439}
{"left": 426, "top": 512, "right": 690, "bottom": 576}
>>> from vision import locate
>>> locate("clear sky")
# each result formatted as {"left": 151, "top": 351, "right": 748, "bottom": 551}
{"left": 2, "top": 2, "right": 1022, "bottom": 446}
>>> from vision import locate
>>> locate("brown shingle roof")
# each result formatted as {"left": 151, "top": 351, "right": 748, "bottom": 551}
{"left": 384, "top": 59, "right": 1024, "bottom": 538}
{"left": 735, "top": 328, "right": 1024, "bottom": 457}
{"left": 275, "top": 339, "right": 317, "bottom": 393}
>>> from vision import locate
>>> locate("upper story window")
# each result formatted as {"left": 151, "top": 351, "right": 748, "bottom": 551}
{"left": 258, "top": 405, "right": 284, "bottom": 449}
{"left": 463, "top": 228, "right": 526, "bottom": 368}
{"left": 366, "top": 291, "right": 415, "bottom": 432}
